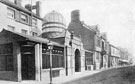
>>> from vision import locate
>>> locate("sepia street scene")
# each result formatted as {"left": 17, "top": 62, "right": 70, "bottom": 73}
{"left": 0, "top": 0, "right": 135, "bottom": 84}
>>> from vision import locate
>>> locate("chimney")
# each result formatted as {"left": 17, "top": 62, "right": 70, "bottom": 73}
{"left": 36, "top": 1, "right": 41, "bottom": 17}
{"left": 25, "top": 4, "right": 32, "bottom": 11}
{"left": 15, "top": 0, "right": 22, "bottom": 6}
{"left": 71, "top": 10, "right": 80, "bottom": 22}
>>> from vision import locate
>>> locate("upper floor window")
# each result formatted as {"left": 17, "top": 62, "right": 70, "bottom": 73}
{"left": 97, "top": 38, "right": 101, "bottom": 47}
{"left": 32, "top": 18, "right": 37, "bottom": 27}
{"left": 21, "top": 29, "right": 27, "bottom": 34}
{"left": 8, "top": 25, "right": 15, "bottom": 31}
{"left": 9, "top": 0, "right": 15, "bottom": 3}
{"left": 7, "top": 8, "right": 15, "bottom": 19}
{"left": 102, "top": 41, "right": 105, "bottom": 49}
{"left": 20, "top": 13, "right": 28, "bottom": 23}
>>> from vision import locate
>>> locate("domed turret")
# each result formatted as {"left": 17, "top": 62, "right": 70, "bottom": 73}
{"left": 42, "top": 11, "right": 66, "bottom": 38}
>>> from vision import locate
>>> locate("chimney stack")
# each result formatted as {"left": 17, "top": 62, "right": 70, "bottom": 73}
{"left": 25, "top": 1, "right": 41, "bottom": 17}
{"left": 15, "top": 0, "right": 22, "bottom": 6}
{"left": 71, "top": 10, "right": 80, "bottom": 22}
{"left": 36, "top": 1, "right": 41, "bottom": 17}
{"left": 25, "top": 4, "right": 32, "bottom": 11}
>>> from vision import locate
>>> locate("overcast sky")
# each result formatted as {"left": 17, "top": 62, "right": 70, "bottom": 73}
{"left": 22, "top": 0, "right": 135, "bottom": 58}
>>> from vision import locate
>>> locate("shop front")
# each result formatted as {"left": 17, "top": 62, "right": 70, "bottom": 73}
{"left": 0, "top": 29, "right": 65, "bottom": 82}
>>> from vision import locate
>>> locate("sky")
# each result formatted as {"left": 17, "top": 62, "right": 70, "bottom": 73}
{"left": 22, "top": 0, "right": 135, "bottom": 58}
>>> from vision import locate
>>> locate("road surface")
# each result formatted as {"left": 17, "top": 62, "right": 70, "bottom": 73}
{"left": 63, "top": 65, "right": 135, "bottom": 84}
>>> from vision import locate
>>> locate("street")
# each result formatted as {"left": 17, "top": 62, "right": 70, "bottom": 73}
{"left": 63, "top": 65, "right": 135, "bottom": 84}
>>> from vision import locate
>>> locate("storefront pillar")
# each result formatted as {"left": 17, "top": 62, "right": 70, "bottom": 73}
{"left": 35, "top": 43, "right": 40, "bottom": 81}
{"left": 13, "top": 42, "right": 21, "bottom": 82}
{"left": 39, "top": 43, "right": 42, "bottom": 81}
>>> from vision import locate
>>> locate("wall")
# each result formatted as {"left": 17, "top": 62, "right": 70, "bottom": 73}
{"left": 64, "top": 31, "right": 85, "bottom": 75}
{"left": 68, "top": 20, "right": 95, "bottom": 51}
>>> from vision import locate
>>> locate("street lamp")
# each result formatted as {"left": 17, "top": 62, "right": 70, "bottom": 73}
{"left": 48, "top": 42, "right": 53, "bottom": 84}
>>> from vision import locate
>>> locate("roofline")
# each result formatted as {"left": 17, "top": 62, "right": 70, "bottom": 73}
{"left": 80, "top": 21, "right": 96, "bottom": 33}
{"left": 0, "top": 0, "right": 43, "bottom": 20}
{"left": 1, "top": 29, "right": 64, "bottom": 47}
{"left": 109, "top": 44, "right": 119, "bottom": 50}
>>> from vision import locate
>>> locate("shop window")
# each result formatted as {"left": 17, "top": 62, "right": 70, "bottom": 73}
{"left": 32, "top": 18, "right": 37, "bottom": 27}
{"left": 7, "top": 8, "right": 15, "bottom": 19}
{"left": 85, "top": 52, "right": 93, "bottom": 65}
{"left": 0, "top": 43, "right": 13, "bottom": 71}
{"left": 42, "top": 45, "right": 64, "bottom": 69}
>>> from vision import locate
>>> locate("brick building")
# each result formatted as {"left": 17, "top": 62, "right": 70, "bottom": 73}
{"left": 68, "top": 10, "right": 96, "bottom": 70}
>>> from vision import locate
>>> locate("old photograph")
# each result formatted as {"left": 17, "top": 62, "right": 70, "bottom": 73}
{"left": 0, "top": 0, "right": 134, "bottom": 84}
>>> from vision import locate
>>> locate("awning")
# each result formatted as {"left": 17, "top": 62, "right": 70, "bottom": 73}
{"left": 119, "top": 59, "right": 129, "bottom": 63}
{"left": 0, "top": 29, "right": 64, "bottom": 47}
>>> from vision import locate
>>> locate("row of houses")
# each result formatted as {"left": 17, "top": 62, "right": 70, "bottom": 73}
{"left": 0, "top": 0, "right": 131, "bottom": 82}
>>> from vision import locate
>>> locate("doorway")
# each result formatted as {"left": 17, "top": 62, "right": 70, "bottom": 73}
{"left": 75, "top": 49, "right": 81, "bottom": 72}
{"left": 21, "top": 43, "right": 35, "bottom": 80}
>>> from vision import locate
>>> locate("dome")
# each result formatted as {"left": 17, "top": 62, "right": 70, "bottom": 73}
{"left": 42, "top": 11, "right": 66, "bottom": 38}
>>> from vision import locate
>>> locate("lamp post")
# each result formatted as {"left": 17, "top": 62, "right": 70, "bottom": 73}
{"left": 48, "top": 42, "right": 53, "bottom": 84}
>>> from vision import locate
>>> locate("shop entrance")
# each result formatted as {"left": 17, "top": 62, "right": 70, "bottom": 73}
{"left": 21, "top": 42, "right": 35, "bottom": 80}
{"left": 75, "top": 49, "right": 81, "bottom": 72}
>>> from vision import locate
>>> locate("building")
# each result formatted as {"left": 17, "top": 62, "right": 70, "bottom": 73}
{"left": 0, "top": 0, "right": 42, "bottom": 36}
{"left": 108, "top": 44, "right": 120, "bottom": 67}
{"left": 119, "top": 48, "right": 130, "bottom": 66}
{"left": 100, "top": 33, "right": 108, "bottom": 69}
{"left": 68, "top": 10, "right": 96, "bottom": 71}
{"left": 42, "top": 10, "right": 85, "bottom": 76}
{"left": 0, "top": 0, "right": 63, "bottom": 82}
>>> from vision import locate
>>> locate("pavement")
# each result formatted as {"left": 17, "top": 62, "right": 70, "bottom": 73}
{"left": 0, "top": 70, "right": 101, "bottom": 84}
{"left": 0, "top": 66, "right": 131, "bottom": 84}
{"left": 52, "top": 70, "right": 100, "bottom": 84}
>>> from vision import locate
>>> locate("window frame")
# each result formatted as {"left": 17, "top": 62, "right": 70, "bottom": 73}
{"left": 32, "top": 18, "right": 37, "bottom": 27}
{"left": 7, "top": 7, "right": 15, "bottom": 19}
{"left": 0, "top": 43, "right": 13, "bottom": 71}
{"left": 20, "top": 12, "right": 29, "bottom": 24}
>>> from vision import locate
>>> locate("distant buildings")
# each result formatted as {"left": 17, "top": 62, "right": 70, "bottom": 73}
{"left": 0, "top": 0, "right": 131, "bottom": 82}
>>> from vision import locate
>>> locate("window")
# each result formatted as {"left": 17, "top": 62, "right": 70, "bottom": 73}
{"left": 20, "top": 13, "right": 28, "bottom": 23}
{"left": 0, "top": 43, "right": 13, "bottom": 71}
{"left": 97, "top": 38, "right": 100, "bottom": 47}
{"left": 85, "top": 52, "right": 93, "bottom": 65}
{"left": 8, "top": 25, "right": 15, "bottom": 31}
{"left": 7, "top": 8, "right": 15, "bottom": 19}
{"left": 42, "top": 45, "right": 64, "bottom": 69}
{"left": 32, "top": 18, "right": 37, "bottom": 27}
{"left": 102, "top": 41, "right": 105, "bottom": 49}
{"left": 21, "top": 29, "right": 27, "bottom": 34}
